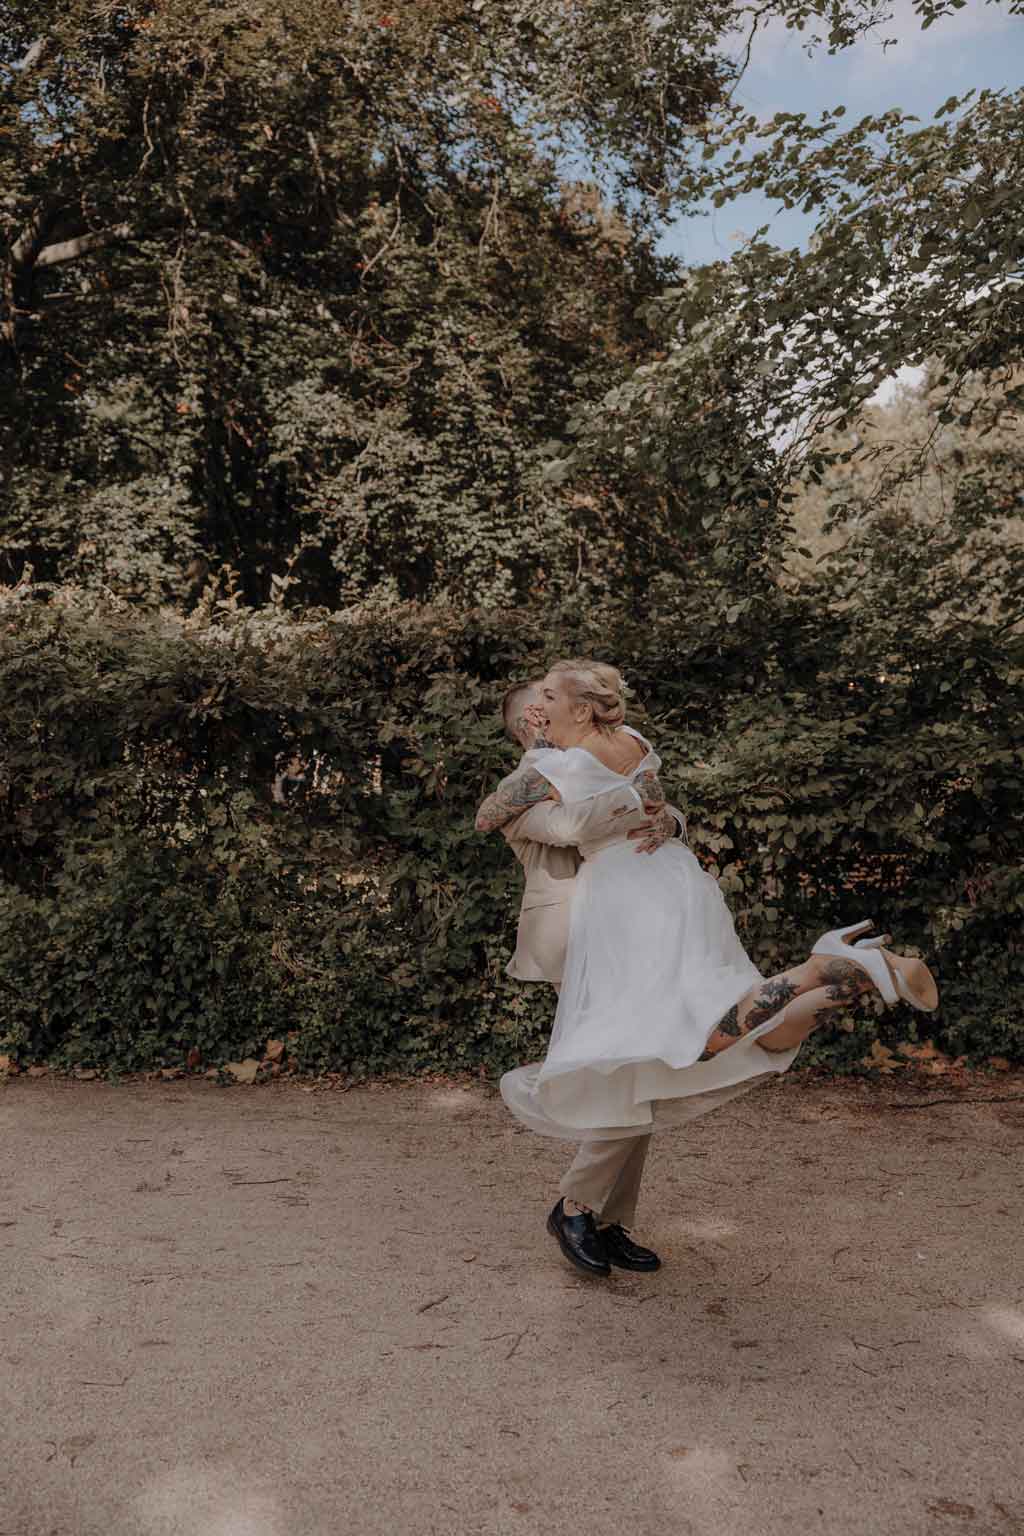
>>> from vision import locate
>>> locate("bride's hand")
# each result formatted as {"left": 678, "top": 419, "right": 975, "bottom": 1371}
{"left": 627, "top": 808, "right": 674, "bottom": 854}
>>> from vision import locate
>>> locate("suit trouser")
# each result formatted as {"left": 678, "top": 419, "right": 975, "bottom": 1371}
{"left": 545, "top": 979, "right": 653, "bottom": 1229}
{"left": 558, "top": 1132, "right": 652, "bottom": 1228}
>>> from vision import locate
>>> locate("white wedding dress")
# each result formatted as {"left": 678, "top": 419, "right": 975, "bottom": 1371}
{"left": 499, "top": 727, "right": 802, "bottom": 1141}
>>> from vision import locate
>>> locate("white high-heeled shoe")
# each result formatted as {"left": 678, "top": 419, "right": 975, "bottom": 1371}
{"left": 853, "top": 933, "right": 940, "bottom": 1012}
{"left": 811, "top": 920, "right": 899, "bottom": 1006}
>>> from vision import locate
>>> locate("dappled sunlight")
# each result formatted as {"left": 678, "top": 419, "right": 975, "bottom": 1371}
{"left": 981, "top": 1306, "right": 1024, "bottom": 1350}
{"left": 426, "top": 1087, "right": 481, "bottom": 1114}
{"left": 131, "top": 1466, "right": 287, "bottom": 1536}
{"left": 926, "top": 1306, "right": 1024, "bottom": 1364}
{"left": 669, "top": 1218, "right": 739, "bottom": 1243}
{"left": 657, "top": 1443, "right": 752, "bottom": 1536}
{"left": 664, "top": 1443, "right": 738, "bottom": 1485}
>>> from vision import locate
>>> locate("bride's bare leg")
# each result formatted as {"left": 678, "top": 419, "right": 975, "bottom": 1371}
{"left": 756, "top": 984, "right": 862, "bottom": 1053}
{"left": 699, "top": 956, "right": 872, "bottom": 1059}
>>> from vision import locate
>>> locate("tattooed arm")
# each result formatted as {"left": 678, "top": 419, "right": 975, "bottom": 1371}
{"left": 633, "top": 768, "right": 667, "bottom": 816}
{"left": 476, "top": 695, "right": 560, "bottom": 834}
{"left": 475, "top": 755, "right": 557, "bottom": 833}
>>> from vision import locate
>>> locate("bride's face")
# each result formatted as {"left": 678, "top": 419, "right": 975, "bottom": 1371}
{"left": 539, "top": 672, "right": 587, "bottom": 748}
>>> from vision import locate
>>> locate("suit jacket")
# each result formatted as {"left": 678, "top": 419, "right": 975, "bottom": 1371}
{"left": 501, "top": 807, "right": 580, "bottom": 986}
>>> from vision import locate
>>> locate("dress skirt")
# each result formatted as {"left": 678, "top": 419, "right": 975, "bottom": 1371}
{"left": 499, "top": 840, "right": 802, "bottom": 1142}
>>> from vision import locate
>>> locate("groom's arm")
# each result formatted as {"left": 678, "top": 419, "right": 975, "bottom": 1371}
{"left": 518, "top": 798, "right": 679, "bottom": 855}
{"left": 509, "top": 798, "right": 584, "bottom": 847}
{"left": 475, "top": 755, "right": 555, "bottom": 833}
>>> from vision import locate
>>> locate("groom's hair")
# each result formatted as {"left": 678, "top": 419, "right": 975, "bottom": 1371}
{"left": 501, "top": 680, "right": 540, "bottom": 745}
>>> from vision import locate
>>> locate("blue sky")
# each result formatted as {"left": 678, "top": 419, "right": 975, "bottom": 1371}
{"left": 658, "top": 0, "right": 1022, "bottom": 268}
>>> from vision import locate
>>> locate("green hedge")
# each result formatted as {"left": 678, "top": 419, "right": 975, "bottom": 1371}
{"left": 1, "top": 581, "right": 1022, "bottom": 1077}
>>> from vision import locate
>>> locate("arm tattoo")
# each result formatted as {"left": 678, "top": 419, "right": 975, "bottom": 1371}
{"left": 633, "top": 768, "right": 666, "bottom": 812}
{"left": 475, "top": 758, "right": 554, "bottom": 832}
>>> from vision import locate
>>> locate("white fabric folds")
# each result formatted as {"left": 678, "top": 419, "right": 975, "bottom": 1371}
{"left": 499, "top": 730, "right": 801, "bottom": 1141}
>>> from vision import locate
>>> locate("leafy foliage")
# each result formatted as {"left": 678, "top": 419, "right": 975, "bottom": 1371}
{"left": 0, "top": 0, "right": 744, "bottom": 608}
{"left": 1, "top": 581, "right": 1021, "bottom": 1075}
{"left": 2, "top": 1, "right": 1023, "bottom": 1076}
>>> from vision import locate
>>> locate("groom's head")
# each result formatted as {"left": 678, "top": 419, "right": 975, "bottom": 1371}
{"left": 502, "top": 680, "right": 542, "bottom": 749}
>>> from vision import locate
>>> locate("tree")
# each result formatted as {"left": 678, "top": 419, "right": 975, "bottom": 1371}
{"left": 556, "top": 66, "right": 1024, "bottom": 622}
{"left": 782, "top": 367, "right": 1024, "bottom": 631}
{"left": 0, "top": 0, "right": 745, "bottom": 607}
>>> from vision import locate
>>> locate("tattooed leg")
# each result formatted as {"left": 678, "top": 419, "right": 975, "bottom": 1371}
{"left": 755, "top": 982, "right": 866, "bottom": 1054}
{"left": 697, "top": 955, "right": 875, "bottom": 1061}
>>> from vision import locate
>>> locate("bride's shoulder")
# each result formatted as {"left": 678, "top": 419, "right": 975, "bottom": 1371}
{"left": 613, "top": 725, "right": 656, "bottom": 765}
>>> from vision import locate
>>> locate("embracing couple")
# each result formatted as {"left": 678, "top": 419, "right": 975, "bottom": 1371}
{"left": 475, "top": 657, "right": 940, "bottom": 1280}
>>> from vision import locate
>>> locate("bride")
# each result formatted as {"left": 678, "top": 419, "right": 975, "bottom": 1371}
{"left": 476, "top": 657, "right": 939, "bottom": 1276}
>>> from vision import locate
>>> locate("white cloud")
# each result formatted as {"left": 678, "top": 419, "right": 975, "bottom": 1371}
{"left": 869, "top": 363, "right": 927, "bottom": 405}
{"left": 726, "top": 0, "right": 1017, "bottom": 95}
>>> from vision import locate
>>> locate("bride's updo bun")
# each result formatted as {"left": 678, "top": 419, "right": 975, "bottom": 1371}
{"left": 549, "top": 658, "right": 626, "bottom": 732}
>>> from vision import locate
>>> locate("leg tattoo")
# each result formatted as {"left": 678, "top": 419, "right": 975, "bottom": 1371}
{"left": 698, "top": 977, "right": 801, "bottom": 1061}
{"left": 718, "top": 1004, "right": 741, "bottom": 1038}
{"left": 818, "top": 957, "right": 864, "bottom": 1009}
{"left": 739, "top": 976, "right": 801, "bottom": 1032}
{"left": 698, "top": 956, "right": 869, "bottom": 1063}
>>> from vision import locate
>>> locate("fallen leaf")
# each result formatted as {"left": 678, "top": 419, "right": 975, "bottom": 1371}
{"left": 461, "top": 1251, "right": 478, "bottom": 1263}
{"left": 926, "top": 1499, "right": 975, "bottom": 1519}
{"left": 26, "top": 1065, "right": 48, "bottom": 1078}
{"left": 668, "top": 1447, "right": 692, "bottom": 1460}
{"left": 896, "top": 1040, "right": 941, "bottom": 1059}
{"left": 988, "top": 1056, "right": 1011, "bottom": 1072}
{"left": 74, "top": 1068, "right": 97, "bottom": 1080}
{"left": 859, "top": 1040, "right": 901, "bottom": 1074}
{"left": 160, "top": 1068, "right": 181, "bottom": 1080}
{"left": 224, "top": 1059, "right": 261, "bottom": 1084}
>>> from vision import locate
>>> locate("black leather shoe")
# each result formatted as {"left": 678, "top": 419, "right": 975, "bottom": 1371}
{"left": 547, "top": 1199, "right": 611, "bottom": 1277}
{"left": 598, "top": 1222, "right": 662, "bottom": 1272}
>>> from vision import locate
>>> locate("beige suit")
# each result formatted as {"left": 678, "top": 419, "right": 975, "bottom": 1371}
{"left": 501, "top": 799, "right": 654, "bottom": 1228}
{"left": 501, "top": 821, "right": 579, "bottom": 985}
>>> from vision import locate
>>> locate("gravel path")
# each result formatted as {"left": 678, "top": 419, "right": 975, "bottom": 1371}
{"left": 2, "top": 1071, "right": 1022, "bottom": 1536}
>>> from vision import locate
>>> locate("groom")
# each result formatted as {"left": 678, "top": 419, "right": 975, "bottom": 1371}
{"left": 489, "top": 679, "right": 686, "bottom": 1278}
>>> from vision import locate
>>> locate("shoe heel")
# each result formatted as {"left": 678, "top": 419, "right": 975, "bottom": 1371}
{"left": 810, "top": 919, "right": 873, "bottom": 953}
{"left": 856, "top": 937, "right": 939, "bottom": 1012}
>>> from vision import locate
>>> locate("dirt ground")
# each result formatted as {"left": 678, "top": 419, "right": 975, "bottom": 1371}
{"left": 2, "top": 1068, "right": 1023, "bottom": 1536}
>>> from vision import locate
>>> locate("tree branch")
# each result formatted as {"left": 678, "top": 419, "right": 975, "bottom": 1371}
{"left": 34, "top": 224, "right": 133, "bottom": 269}
{"left": 18, "top": 38, "right": 48, "bottom": 73}
{"left": 9, "top": 204, "right": 64, "bottom": 269}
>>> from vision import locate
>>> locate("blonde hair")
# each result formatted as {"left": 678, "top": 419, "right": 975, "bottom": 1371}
{"left": 548, "top": 658, "right": 626, "bottom": 733}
